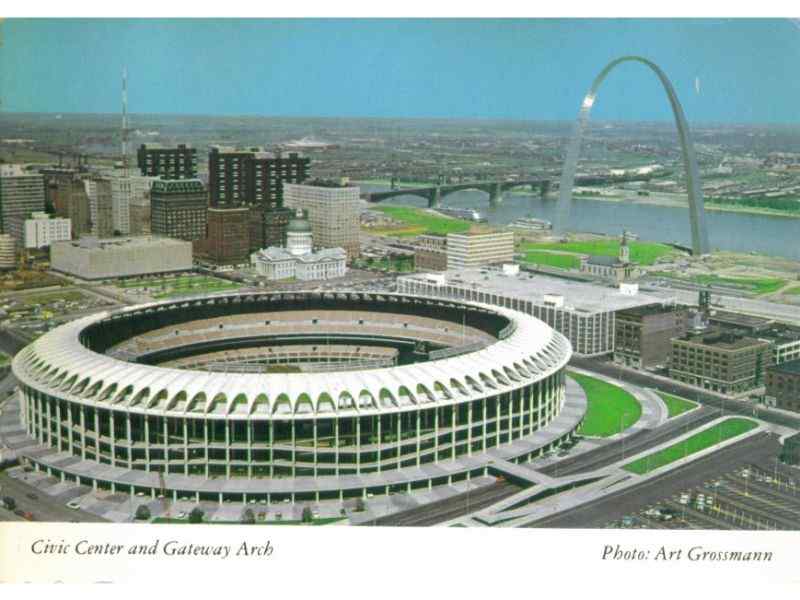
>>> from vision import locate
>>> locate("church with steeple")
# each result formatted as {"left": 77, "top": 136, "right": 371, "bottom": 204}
{"left": 579, "top": 230, "right": 640, "bottom": 284}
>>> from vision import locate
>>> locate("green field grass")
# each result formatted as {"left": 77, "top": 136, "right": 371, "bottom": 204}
{"left": 658, "top": 392, "right": 698, "bottom": 418}
{"left": 17, "top": 291, "right": 86, "bottom": 307}
{"left": 570, "top": 372, "right": 642, "bottom": 437}
{"left": 518, "top": 239, "right": 675, "bottom": 266}
{"left": 369, "top": 205, "right": 472, "bottom": 237}
{"left": 117, "top": 275, "right": 242, "bottom": 298}
{"left": 785, "top": 287, "right": 800, "bottom": 296}
{"left": 650, "top": 272, "right": 787, "bottom": 295}
{"left": 623, "top": 418, "right": 758, "bottom": 475}
{"left": 520, "top": 250, "right": 580, "bottom": 270}
{"left": 0, "top": 352, "right": 10, "bottom": 366}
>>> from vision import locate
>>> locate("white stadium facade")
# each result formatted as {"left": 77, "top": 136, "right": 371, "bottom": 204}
{"left": 8, "top": 291, "right": 582, "bottom": 505}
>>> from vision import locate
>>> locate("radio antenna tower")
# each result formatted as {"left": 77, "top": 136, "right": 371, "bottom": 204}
{"left": 121, "top": 66, "right": 130, "bottom": 177}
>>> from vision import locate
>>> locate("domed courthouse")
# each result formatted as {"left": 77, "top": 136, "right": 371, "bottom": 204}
{"left": 250, "top": 209, "right": 347, "bottom": 281}
{"left": 10, "top": 291, "right": 580, "bottom": 505}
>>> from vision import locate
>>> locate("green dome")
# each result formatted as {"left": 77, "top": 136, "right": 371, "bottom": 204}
{"left": 287, "top": 217, "right": 312, "bottom": 234}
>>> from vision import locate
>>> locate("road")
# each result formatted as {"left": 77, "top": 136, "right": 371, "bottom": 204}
{"left": 570, "top": 356, "right": 800, "bottom": 430}
{"left": 525, "top": 432, "right": 781, "bottom": 528}
{"left": 0, "top": 471, "right": 108, "bottom": 523}
{"left": 539, "top": 407, "right": 719, "bottom": 477}
{"left": 360, "top": 481, "right": 521, "bottom": 527}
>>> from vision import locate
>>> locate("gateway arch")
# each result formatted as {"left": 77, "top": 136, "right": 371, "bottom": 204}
{"left": 556, "top": 56, "right": 710, "bottom": 256}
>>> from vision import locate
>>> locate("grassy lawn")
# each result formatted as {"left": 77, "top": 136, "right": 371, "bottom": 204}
{"left": 116, "top": 275, "right": 242, "bottom": 299}
{"left": 520, "top": 250, "right": 580, "bottom": 270}
{"left": 658, "top": 392, "right": 698, "bottom": 418}
{"left": 784, "top": 287, "right": 800, "bottom": 296}
{"left": 570, "top": 372, "right": 642, "bottom": 437}
{"left": 652, "top": 272, "right": 786, "bottom": 295}
{"left": 623, "top": 418, "right": 759, "bottom": 475}
{"left": 369, "top": 205, "right": 472, "bottom": 237}
{"left": 152, "top": 517, "right": 345, "bottom": 526}
{"left": 0, "top": 352, "right": 10, "bottom": 367}
{"left": 519, "top": 239, "right": 675, "bottom": 266}
{"left": 17, "top": 291, "right": 86, "bottom": 307}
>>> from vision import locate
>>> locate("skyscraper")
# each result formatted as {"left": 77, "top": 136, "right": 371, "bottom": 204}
{"left": 137, "top": 143, "right": 198, "bottom": 180}
{"left": 283, "top": 181, "right": 360, "bottom": 260}
{"left": 151, "top": 179, "right": 208, "bottom": 241}
{"left": 0, "top": 165, "right": 45, "bottom": 244}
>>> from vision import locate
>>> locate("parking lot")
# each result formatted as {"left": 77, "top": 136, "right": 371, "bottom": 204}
{"left": 605, "top": 463, "right": 800, "bottom": 530}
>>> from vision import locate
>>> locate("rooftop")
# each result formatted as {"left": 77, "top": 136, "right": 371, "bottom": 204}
{"left": 676, "top": 328, "right": 768, "bottom": 350}
{"left": 617, "top": 303, "right": 685, "bottom": 318}
{"left": 709, "top": 310, "right": 774, "bottom": 330}
{"left": 60, "top": 236, "right": 190, "bottom": 251}
{"left": 770, "top": 358, "right": 800, "bottom": 376}
{"left": 400, "top": 267, "right": 671, "bottom": 315}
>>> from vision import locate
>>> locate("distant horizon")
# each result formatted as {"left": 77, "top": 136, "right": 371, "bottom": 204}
{"left": 2, "top": 19, "right": 800, "bottom": 124}
{"left": 3, "top": 110, "right": 800, "bottom": 129}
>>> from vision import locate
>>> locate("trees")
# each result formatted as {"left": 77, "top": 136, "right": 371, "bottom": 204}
{"left": 134, "top": 505, "right": 151, "bottom": 521}
{"left": 301, "top": 506, "right": 313, "bottom": 523}
{"left": 188, "top": 507, "right": 204, "bottom": 524}
{"left": 241, "top": 508, "right": 256, "bottom": 525}
{"left": 2, "top": 496, "right": 15, "bottom": 511}
{"left": 355, "top": 498, "right": 365, "bottom": 512}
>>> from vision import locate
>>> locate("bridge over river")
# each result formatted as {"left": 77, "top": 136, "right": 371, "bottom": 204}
{"left": 362, "top": 178, "right": 552, "bottom": 208}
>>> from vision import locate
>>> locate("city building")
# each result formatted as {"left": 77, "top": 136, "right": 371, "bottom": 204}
{"left": 49, "top": 170, "right": 91, "bottom": 238}
{"left": 9, "top": 291, "right": 574, "bottom": 505}
{"left": 414, "top": 234, "right": 448, "bottom": 271}
{"left": 708, "top": 310, "right": 800, "bottom": 366}
{"left": 0, "top": 234, "right": 16, "bottom": 269}
{"left": 580, "top": 232, "right": 639, "bottom": 284}
{"left": 765, "top": 359, "right": 800, "bottom": 413}
{"left": 262, "top": 206, "right": 294, "bottom": 249}
{"left": 0, "top": 165, "right": 45, "bottom": 243}
{"left": 208, "top": 146, "right": 262, "bottom": 207}
{"left": 613, "top": 303, "right": 688, "bottom": 369}
{"left": 50, "top": 236, "right": 192, "bottom": 280}
{"left": 284, "top": 181, "right": 361, "bottom": 260}
{"left": 247, "top": 151, "right": 309, "bottom": 210}
{"left": 446, "top": 229, "right": 514, "bottom": 270}
{"left": 398, "top": 267, "right": 669, "bottom": 356}
{"left": 86, "top": 178, "right": 114, "bottom": 238}
{"left": 669, "top": 329, "right": 773, "bottom": 397}
{"left": 110, "top": 175, "right": 157, "bottom": 235}
{"left": 150, "top": 179, "right": 208, "bottom": 241}
{"left": 23, "top": 212, "right": 71, "bottom": 249}
{"left": 781, "top": 431, "right": 800, "bottom": 465}
{"left": 251, "top": 209, "right": 347, "bottom": 281}
{"left": 137, "top": 143, "right": 197, "bottom": 180}
{"left": 204, "top": 207, "right": 250, "bottom": 265}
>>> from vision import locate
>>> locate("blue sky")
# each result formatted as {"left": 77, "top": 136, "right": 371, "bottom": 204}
{"left": 2, "top": 18, "right": 799, "bottom": 123}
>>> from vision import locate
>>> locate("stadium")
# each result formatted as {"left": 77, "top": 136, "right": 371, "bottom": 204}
{"left": 9, "top": 291, "right": 579, "bottom": 505}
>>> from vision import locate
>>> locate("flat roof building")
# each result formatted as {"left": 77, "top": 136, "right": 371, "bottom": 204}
{"left": 284, "top": 181, "right": 361, "bottom": 261}
{"left": 137, "top": 143, "right": 197, "bottom": 180}
{"left": 398, "top": 267, "right": 669, "bottom": 356}
{"left": 446, "top": 229, "right": 514, "bottom": 270}
{"left": 150, "top": 178, "right": 208, "bottom": 242}
{"left": 669, "top": 329, "right": 773, "bottom": 398}
{"left": 23, "top": 212, "right": 71, "bottom": 249}
{"left": 766, "top": 359, "right": 800, "bottom": 414}
{"left": 204, "top": 207, "right": 250, "bottom": 266}
{"left": 50, "top": 235, "right": 193, "bottom": 280}
{"left": 614, "top": 303, "right": 688, "bottom": 369}
{"left": 0, "top": 165, "right": 45, "bottom": 243}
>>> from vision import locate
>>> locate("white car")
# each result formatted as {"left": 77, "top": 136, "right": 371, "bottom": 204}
{"left": 66, "top": 500, "right": 81, "bottom": 510}
{"left": 176, "top": 512, "right": 187, "bottom": 519}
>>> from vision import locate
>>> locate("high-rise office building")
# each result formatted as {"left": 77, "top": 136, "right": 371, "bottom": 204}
{"left": 0, "top": 165, "right": 45, "bottom": 243}
{"left": 49, "top": 170, "right": 91, "bottom": 238}
{"left": 137, "top": 143, "right": 197, "bottom": 180}
{"left": 0, "top": 234, "right": 16, "bottom": 269}
{"left": 283, "top": 181, "right": 361, "bottom": 260}
{"left": 208, "top": 146, "right": 309, "bottom": 209}
{"left": 87, "top": 178, "right": 114, "bottom": 238}
{"left": 151, "top": 179, "right": 208, "bottom": 241}
{"left": 205, "top": 207, "right": 250, "bottom": 265}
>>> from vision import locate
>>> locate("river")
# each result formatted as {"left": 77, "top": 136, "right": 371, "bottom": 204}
{"left": 361, "top": 185, "right": 800, "bottom": 260}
